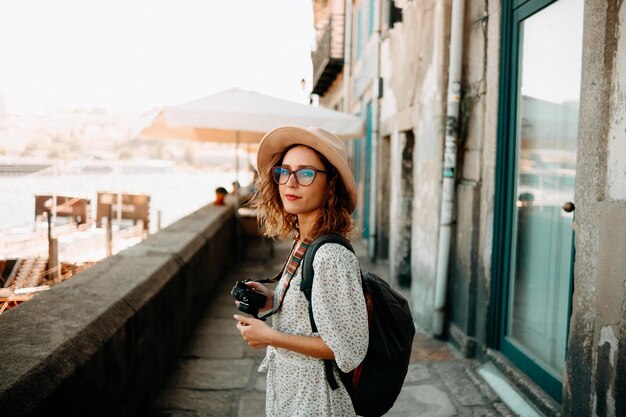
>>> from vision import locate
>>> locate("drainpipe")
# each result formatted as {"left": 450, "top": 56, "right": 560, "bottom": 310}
{"left": 433, "top": 0, "right": 465, "bottom": 337}
{"left": 342, "top": 0, "right": 352, "bottom": 112}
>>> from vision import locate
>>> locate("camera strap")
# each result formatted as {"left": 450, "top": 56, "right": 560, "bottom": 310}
{"left": 258, "top": 238, "right": 311, "bottom": 320}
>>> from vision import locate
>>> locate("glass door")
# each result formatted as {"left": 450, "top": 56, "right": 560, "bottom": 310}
{"left": 491, "top": 0, "right": 584, "bottom": 401}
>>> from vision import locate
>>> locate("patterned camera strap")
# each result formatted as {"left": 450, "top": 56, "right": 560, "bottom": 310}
{"left": 259, "top": 238, "right": 311, "bottom": 320}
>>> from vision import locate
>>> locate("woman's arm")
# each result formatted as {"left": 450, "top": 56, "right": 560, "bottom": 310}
{"left": 310, "top": 244, "right": 369, "bottom": 372}
{"left": 234, "top": 314, "right": 335, "bottom": 360}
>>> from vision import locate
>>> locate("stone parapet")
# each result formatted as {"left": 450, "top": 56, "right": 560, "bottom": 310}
{"left": 0, "top": 204, "right": 236, "bottom": 417}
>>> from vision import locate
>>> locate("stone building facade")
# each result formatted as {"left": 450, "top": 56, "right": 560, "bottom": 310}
{"left": 311, "top": 0, "right": 626, "bottom": 415}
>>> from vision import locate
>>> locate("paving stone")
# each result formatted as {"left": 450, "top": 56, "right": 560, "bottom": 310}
{"left": 207, "top": 302, "right": 239, "bottom": 319}
{"left": 410, "top": 333, "right": 457, "bottom": 362}
{"left": 195, "top": 318, "right": 240, "bottom": 336}
{"left": 471, "top": 406, "right": 501, "bottom": 416}
{"left": 168, "top": 358, "right": 254, "bottom": 390}
{"left": 404, "top": 363, "right": 432, "bottom": 383}
{"left": 211, "top": 291, "right": 239, "bottom": 306}
{"left": 237, "top": 392, "right": 266, "bottom": 417}
{"left": 244, "top": 346, "right": 268, "bottom": 358}
{"left": 434, "top": 362, "right": 487, "bottom": 406}
{"left": 152, "top": 387, "right": 234, "bottom": 417}
{"left": 387, "top": 385, "right": 457, "bottom": 417}
{"left": 183, "top": 334, "right": 245, "bottom": 359}
{"left": 254, "top": 373, "right": 267, "bottom": 391}
{"left": 148, "top": 238, "right": 513, "bottom": 417}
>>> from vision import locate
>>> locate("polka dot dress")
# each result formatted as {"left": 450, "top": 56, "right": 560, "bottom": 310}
{"left": 258, "top": 243, "right": 369, "bottom": 417}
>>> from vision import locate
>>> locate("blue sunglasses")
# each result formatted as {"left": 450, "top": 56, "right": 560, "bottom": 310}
{"left": 272, "top": 166, "right": 327, "bottom": 186}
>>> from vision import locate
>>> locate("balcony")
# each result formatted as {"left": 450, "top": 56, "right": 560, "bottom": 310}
{"left": 311, "top": 14, "right": 345, "bottom": 97}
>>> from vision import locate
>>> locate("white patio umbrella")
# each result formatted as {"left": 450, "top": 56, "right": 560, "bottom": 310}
{"left": 136, "top": 88, "right": 364, "bottom": 258}
{"left": 137, "top": 87, "right": 364, "bottom": 144}
{"left": 136, "top": 87, "right": 364, "bottom": 190}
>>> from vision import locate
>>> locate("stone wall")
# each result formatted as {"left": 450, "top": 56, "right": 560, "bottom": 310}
{"left": 565, "top": 1, "right": 626, "bottom": 415}
{"left": 381, "top": 0, "right": 451, "bottom": 330}
{"left": 448, "top": 0, "right": 498, "bottom": 359}
{"left": 0, "top": 204, "right": 235, "bottom": 417}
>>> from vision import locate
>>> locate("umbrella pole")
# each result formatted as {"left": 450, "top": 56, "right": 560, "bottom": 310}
{"left": 235, "top": 131, "right": 242, "bottom": 260}
{"left": 235, "top": 131, "right": 240, "bottom": 199}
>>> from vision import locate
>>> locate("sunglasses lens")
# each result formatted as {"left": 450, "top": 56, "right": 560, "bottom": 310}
{"left": 272, "top": 167, "right": 288, "bottom": 184}
{"left": 295, "top": 169, "right": 316, "bottom": 186}
{"left": 272, "top": 167, "right": 282, "bottom": 184}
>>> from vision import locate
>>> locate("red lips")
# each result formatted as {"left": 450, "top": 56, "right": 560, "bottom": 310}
{"left": 285, "top": 194, "right": 301, "bottom": 201}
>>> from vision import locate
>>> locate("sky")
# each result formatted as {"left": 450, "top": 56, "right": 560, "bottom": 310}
{"left": 520, "top": 0, "right": 584, "bottom": 104}
{"left": 0, "top": 0, "right": 314, "bottom": 114}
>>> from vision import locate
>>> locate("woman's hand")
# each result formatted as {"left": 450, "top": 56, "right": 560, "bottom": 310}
{"left": 234, "top": 314, "right": 335, "bottom": 359}
{"left": 235, "top": 281, "right": 274, "bottom": 314}
{"left": 234, "top": 314, "right": 276, "bottom": 348}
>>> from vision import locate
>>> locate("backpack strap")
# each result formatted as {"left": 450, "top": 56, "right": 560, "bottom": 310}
{"left": 257, "top": 239, "right": 305, "bottom": 320}
{"left": 301, "top": 233, "right": 355, "bottom": 391}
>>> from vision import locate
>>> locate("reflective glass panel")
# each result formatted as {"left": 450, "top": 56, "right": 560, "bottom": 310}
{"left": 507, "top": 0, "right": 583, "bottom": 377}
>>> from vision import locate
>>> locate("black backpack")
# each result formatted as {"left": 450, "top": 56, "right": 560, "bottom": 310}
{"left": 301, "top": 234, "right": 416, "bottom": 417}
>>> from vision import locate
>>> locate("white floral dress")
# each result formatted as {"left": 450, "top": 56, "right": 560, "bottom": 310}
{"left": 259, "top": 243, "right": 369, "bottom": 417}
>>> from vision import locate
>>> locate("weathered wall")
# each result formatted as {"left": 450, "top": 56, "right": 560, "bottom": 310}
{"left": 381, "top": 0, "right": 451, "bottom": 329}
{"left": 447, "top": 0, "right": 489, "bottom": 355}
{"left": 373, "top": 0, "right": 626, "bottom": 413}
{"left": 0, "top": 204, "right": 236, "bottom": 417}
{"left": 565, "top": 1, "right": 626, "bottom": 416}
{"left": 475, "top": 0, "right": 501, "bottom": 357}
{"left": 447, "top": 0, "right": 501, "bottom": 359}
{"left": 380, "top": 29, "right": 409, "bottom": 284}
{"left": 606, "top": 2, "right": 626, "bottom": 201}
{"left": 389, "top": 130, "right": 415, "bottom": 286}
{"left": 380, "top": 4, "right": 415, "bottom": 287}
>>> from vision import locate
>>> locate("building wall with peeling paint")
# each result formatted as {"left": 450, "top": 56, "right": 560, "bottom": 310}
{"left": 446, "top": 0, "right": 495, "bottom": 360}
{"left": 379, "top": 2, "right": 626, "bottom": 413}
{"left": 380, "top": 0, "right": 451, "bottom": 329}
{"left": 379, "top": 0, "right": 497, "bottom": 348}
{"left": 312, "top": 0, "right": 625, "bottom": 414}
{"left": 565, "top": 2, "right": 626, "bottom": 415}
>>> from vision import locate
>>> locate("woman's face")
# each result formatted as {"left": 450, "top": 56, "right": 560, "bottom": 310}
{"left": 278, "top": 145, "right": 329, "bottom": 218}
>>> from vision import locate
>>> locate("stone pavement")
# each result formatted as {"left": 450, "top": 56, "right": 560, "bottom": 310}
{"left": 148, "top": 238, "right": 515, "bottom": 417}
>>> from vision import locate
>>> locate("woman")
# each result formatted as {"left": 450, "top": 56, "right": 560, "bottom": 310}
{"left": 233, "top": 126, "right": 369, "bottom": 416}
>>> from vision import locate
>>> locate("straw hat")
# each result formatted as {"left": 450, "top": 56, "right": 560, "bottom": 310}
{"left": 257, "top": 126, "right": 358, "bottom": 213}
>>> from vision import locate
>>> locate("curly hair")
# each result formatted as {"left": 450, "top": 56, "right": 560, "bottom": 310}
{"left": 252, "top": 145, "right": 355, "bottom": 240}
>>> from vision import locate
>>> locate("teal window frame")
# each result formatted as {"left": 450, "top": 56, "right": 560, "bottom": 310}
{"left": 488, "top": 0, "right": 574, "bottom": 403}
{"left": 369, "top": 0, "right": 375, "bottom": 36}
{"left": 363, "top": 101, "right": 373, "bottom": 238}
{"left": 352, "top": 106, "right": 364, "bottom": 222}
{"left": 353, "top": 139, "right": 362, "bottom": 221}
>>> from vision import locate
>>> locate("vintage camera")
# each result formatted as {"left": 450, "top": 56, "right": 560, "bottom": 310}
{"left": 231, "top": 280, "right": 267, "bottom": 319}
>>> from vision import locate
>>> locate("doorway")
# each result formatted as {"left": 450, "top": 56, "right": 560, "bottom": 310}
{"left": 377, "top": 135, "right": 391, "bottom": 260}
{"left": 393, "top": 130, "right": 414, "bottom": 288}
